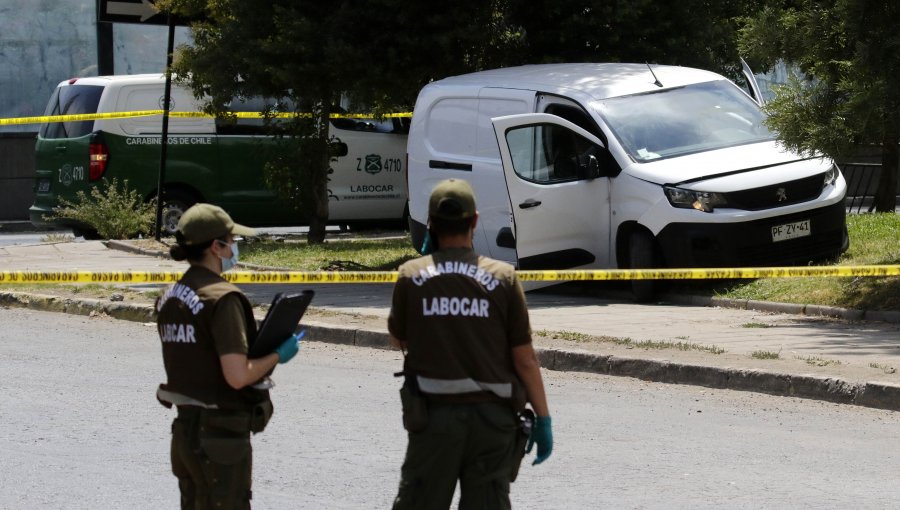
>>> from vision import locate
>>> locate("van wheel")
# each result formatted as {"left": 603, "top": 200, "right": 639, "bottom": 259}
{"left": 72, "top": 227, "right": 102, "bottom": 240}
{"left": 629, "top": 230, "right": 657, "bottom": 303}
{"left": 160, "top": 190, "right": 198, "bottom": 237}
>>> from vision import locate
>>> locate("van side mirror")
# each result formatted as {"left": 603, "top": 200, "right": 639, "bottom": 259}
{"left": 578, "top": 155, "right": 602, "bottom": 180}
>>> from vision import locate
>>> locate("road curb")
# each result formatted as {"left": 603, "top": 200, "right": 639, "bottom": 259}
{"left": 2, "top": 289, "right": 898, "bottom": 412}
{"left": 664, "top": 293, "right": 900, "bottom": 324}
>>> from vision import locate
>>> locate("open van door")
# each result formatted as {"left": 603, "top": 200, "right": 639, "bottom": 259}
{"left": 741, "top": 57, "right": 765, "bottom": 105}
{"left": 491, "top": 113, "right": 611, "bottom": 271}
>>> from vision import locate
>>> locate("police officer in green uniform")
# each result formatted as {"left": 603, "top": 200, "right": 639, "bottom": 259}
{"left": 389, "top": 179, "right": 553, "bottom": 510}
{"left": 156, "top": 203, "right": 302, "bottom": 509}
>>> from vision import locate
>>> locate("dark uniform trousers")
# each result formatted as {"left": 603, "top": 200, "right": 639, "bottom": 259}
{"left": 393, "top": 400, "right": 519, "bottom": 510}
{"left": 171, "top": 406, "right": 253, "bottom": 510}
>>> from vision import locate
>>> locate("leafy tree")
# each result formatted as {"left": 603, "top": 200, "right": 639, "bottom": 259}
{"left": 502, "top": 0, "right": 756, "bottom": 77}
{"left": 739, "top": 1, "right": 900, "bottom": 212}
{"left": 158, "top": 0, "right": 509, "bottom": 242}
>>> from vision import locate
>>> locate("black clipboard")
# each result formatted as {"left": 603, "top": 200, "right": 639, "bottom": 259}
{"left": 249, "top": 290, "right": 314, "bottom": 358}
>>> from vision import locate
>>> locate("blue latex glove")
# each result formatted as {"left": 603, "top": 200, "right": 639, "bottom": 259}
{"left": 525, "top": 415, "right": 553, "bottom": 465}
{"left": 274, "top": 330, "right": 305, "bottom": 364}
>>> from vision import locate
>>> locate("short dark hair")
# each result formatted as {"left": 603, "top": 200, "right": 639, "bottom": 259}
{"left": 170, "top": 233, "right": 215, "bottom": 262}
{"left": 429, "top": 216, "right": 473, "bottom": 236}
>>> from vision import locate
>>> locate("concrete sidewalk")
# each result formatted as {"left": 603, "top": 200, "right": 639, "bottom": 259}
{"left": 2, "top": 239, "right": 899, "bottom": 410}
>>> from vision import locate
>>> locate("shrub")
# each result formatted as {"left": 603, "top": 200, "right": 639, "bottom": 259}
{"left": 48, "top": 178, "right": 156, "bottom": 239}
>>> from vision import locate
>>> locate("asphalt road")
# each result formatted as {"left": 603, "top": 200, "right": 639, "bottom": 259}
{"left": 2, "top": 308, "right": 900, "bottom": 509}
{"left": 0, "top": 232, "right": 54, "bottom": 247}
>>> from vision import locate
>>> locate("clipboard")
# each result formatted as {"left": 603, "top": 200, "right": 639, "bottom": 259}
{"left": 249, "top": 290, "right": 315, "bottom": 358}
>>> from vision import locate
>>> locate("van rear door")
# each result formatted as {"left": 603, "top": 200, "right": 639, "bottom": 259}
{"left": 491, "top": 113, "right": 611, "bottom": 270}
{"left": 32, "top": 83, "right": 104, "bottom": 226}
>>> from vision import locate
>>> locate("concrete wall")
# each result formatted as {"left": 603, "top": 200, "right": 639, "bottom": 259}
{"left": 0, "top": 133, "right": 37, "bottom": 220}
{"left": 0, "top": 0, "right": 191, "bottom": 134}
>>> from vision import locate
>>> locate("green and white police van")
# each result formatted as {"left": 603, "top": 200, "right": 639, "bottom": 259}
{"left": 30, "top": 74, "right": 408, "bottom": 236}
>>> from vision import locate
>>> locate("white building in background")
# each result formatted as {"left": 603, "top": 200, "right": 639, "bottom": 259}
{"left": 0, "top": 0, "right": 190, "bottom": 133}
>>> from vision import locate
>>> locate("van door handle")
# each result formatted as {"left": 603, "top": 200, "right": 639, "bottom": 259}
{"left": 518, "top": 198, "right": 541, "bottom": 209}
{"left": 56, "top": 145, "right": 67, "bottom": 152}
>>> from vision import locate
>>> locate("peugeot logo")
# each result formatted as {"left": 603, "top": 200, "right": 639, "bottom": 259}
{"left": 775, "top": 187, "right": 787, "bottom": 202}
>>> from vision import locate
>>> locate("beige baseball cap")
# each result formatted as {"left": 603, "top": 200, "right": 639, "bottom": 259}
{"left": 176, "top": 203, "right": 256, "bottom": 245}
{"left": 428, "top": 179, "right": 477, "bottom": 221}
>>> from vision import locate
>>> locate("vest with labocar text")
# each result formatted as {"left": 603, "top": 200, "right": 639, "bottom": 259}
{"left": 156, "top": 266, "right": 268, "bottom": 410}
{"left": 389, "top": 247, "right": 532, "bottom": 409}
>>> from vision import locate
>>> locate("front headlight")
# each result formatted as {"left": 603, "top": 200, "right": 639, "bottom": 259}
{"left": 664, "top": 186, "right": 728, "bottom": 213}
{"left": 823, "top": 164, "right": 839, "bottom": 187}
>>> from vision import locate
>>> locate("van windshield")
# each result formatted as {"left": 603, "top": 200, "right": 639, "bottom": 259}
{"left": 595, "top": 80, "right": 775, "bottom": 163}
{"left": 39, "top": 84, "right": 104, "bottom": 139}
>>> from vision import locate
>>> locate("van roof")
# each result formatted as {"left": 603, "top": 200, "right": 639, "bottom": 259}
{"left": 433, "top": 63, "right": 725, "bottom": 100}
{"left": 56, "top": 74, "right": 168, "bottom": 87}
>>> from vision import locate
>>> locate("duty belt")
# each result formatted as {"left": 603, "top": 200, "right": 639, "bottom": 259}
{"left": 416, "top": 375, "right": 513, "bottom": 399}
{"left": 156, "top": 387, "right": 219, "bottom": 409}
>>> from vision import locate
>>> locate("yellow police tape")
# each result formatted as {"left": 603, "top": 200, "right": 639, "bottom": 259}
{"left": 0, "top": 110, "right": 413, "bottom": 126}
{"left": 0, "top": 110, "right": 164, "bottom": 126}
{"left": 0, "top": 265, "right": 898, "bottom": 284}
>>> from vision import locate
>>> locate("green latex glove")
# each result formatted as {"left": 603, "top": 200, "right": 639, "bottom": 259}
{"left": 526, "top": 415, "right": 553, "bottom": 465}
{"left": 274, "top": 330, "right": 304, "bottom": 364}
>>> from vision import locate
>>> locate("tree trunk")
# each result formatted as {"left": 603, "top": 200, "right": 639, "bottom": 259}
{"left": 874, "top": 117, "right": 899, "bottom": 212}
{"left": 306, "top": 106, "right": 332, "bottom": 244}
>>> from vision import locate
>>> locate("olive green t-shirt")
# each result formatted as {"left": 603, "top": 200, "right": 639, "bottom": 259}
{"left": 211, "top": 293, "right": 250, "bottom": 356}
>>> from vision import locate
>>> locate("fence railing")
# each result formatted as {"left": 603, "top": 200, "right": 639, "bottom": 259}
{"left": 840, "top": 162, "right": 887, "bottom": 214}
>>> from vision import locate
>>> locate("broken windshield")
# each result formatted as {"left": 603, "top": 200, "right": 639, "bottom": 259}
{"left": 595, "top": 80, "right": 775, "bottom": 163}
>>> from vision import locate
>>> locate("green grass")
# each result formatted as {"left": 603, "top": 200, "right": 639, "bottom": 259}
{"left": 0, "top": 283, "right": 160, "bottom": 300}
{"left": 741, "top": 322, "right": 772, "bottom": 328}
{"left": 41, "top": 233, "right": 74, "bottom": 243}
{"left": 534, "top": 329, "right": 593, "bottom": 342}
{"left": 14, "top": 212, "right": 900, "bottom": 312}
{"left": 534, "top": 329, "right": 725, "bottom": 354}
{"left": 240, "top": 236, "right": 418, "bottom": 271}
{"left": 623, "top": 339, "right": 726, "bottom": 354}
{"left": 238, "top": 213, "right": 898, "bottom": 311}
{"left": 797, "top": 355, "right": 841, "bottom": 367}
{"left": 686, "top": 213, "right": 900, "bottom": 311}
{"left": 869, "top": 362, "right": 897, "bottom": 373}
{"left": 751, "top": 350, "right": 781, "bottom": 360}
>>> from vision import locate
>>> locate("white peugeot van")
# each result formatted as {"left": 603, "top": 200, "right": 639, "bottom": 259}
{"left": 406, "top": 64, "right": 848, "bottom": 299}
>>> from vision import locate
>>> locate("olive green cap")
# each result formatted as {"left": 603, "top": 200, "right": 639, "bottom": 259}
{"left": 428, "top": 179, "right": 477, "bottom": 221}
{"left": 176, "top": 203, "right": 256, "bottom": 245}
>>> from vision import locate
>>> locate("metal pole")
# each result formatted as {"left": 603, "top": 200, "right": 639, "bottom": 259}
{"left": 96, "top": 12, "right": 114, "bottom": 75}
{"left": 155, "top": 15, "right": 176, "bottom": 241}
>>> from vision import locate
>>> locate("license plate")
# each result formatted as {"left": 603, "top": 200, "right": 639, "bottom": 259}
{"left": 771, "top": 220, "right": 810, "bottom": 242}
{"left": 37, "top": 180, "right": 50, "bottom": 193}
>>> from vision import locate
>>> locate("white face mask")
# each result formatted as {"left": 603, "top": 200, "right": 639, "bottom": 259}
{"left": 220, "top": 239, "right": 239, "bottom": 272}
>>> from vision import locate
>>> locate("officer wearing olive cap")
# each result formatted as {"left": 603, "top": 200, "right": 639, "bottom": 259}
{"left": 156, "top": 203, "right": 301, "bottom": 509}
{"left": 389, "top": 179, "right": 553, "bottom": 509}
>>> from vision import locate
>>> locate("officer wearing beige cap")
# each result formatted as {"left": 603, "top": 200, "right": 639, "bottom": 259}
{"left": 156, "top": 203, "right": 301, "bottom": 509}
{"left": 389, "top": 179, "right": 553, "bottom": 509}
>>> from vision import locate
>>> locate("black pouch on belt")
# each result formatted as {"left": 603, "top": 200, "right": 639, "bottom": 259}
{"left": 510, "top": 408, "right": 535, "bottom": 482}
{"left": 250, "top": 400, "right": 274, "bottom": 433}
{"left": 395, "top": 360, "right": 428, "bottom": 433}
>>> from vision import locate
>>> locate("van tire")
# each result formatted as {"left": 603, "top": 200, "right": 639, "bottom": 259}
{"left": 160, "top": 190, "right": 198, "bottom": 237}
{"left": 72, "top": 227, "right": 102, "bottom": 240}
{"left": 629, "top": 230, "right": 657, "bottom": 303}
